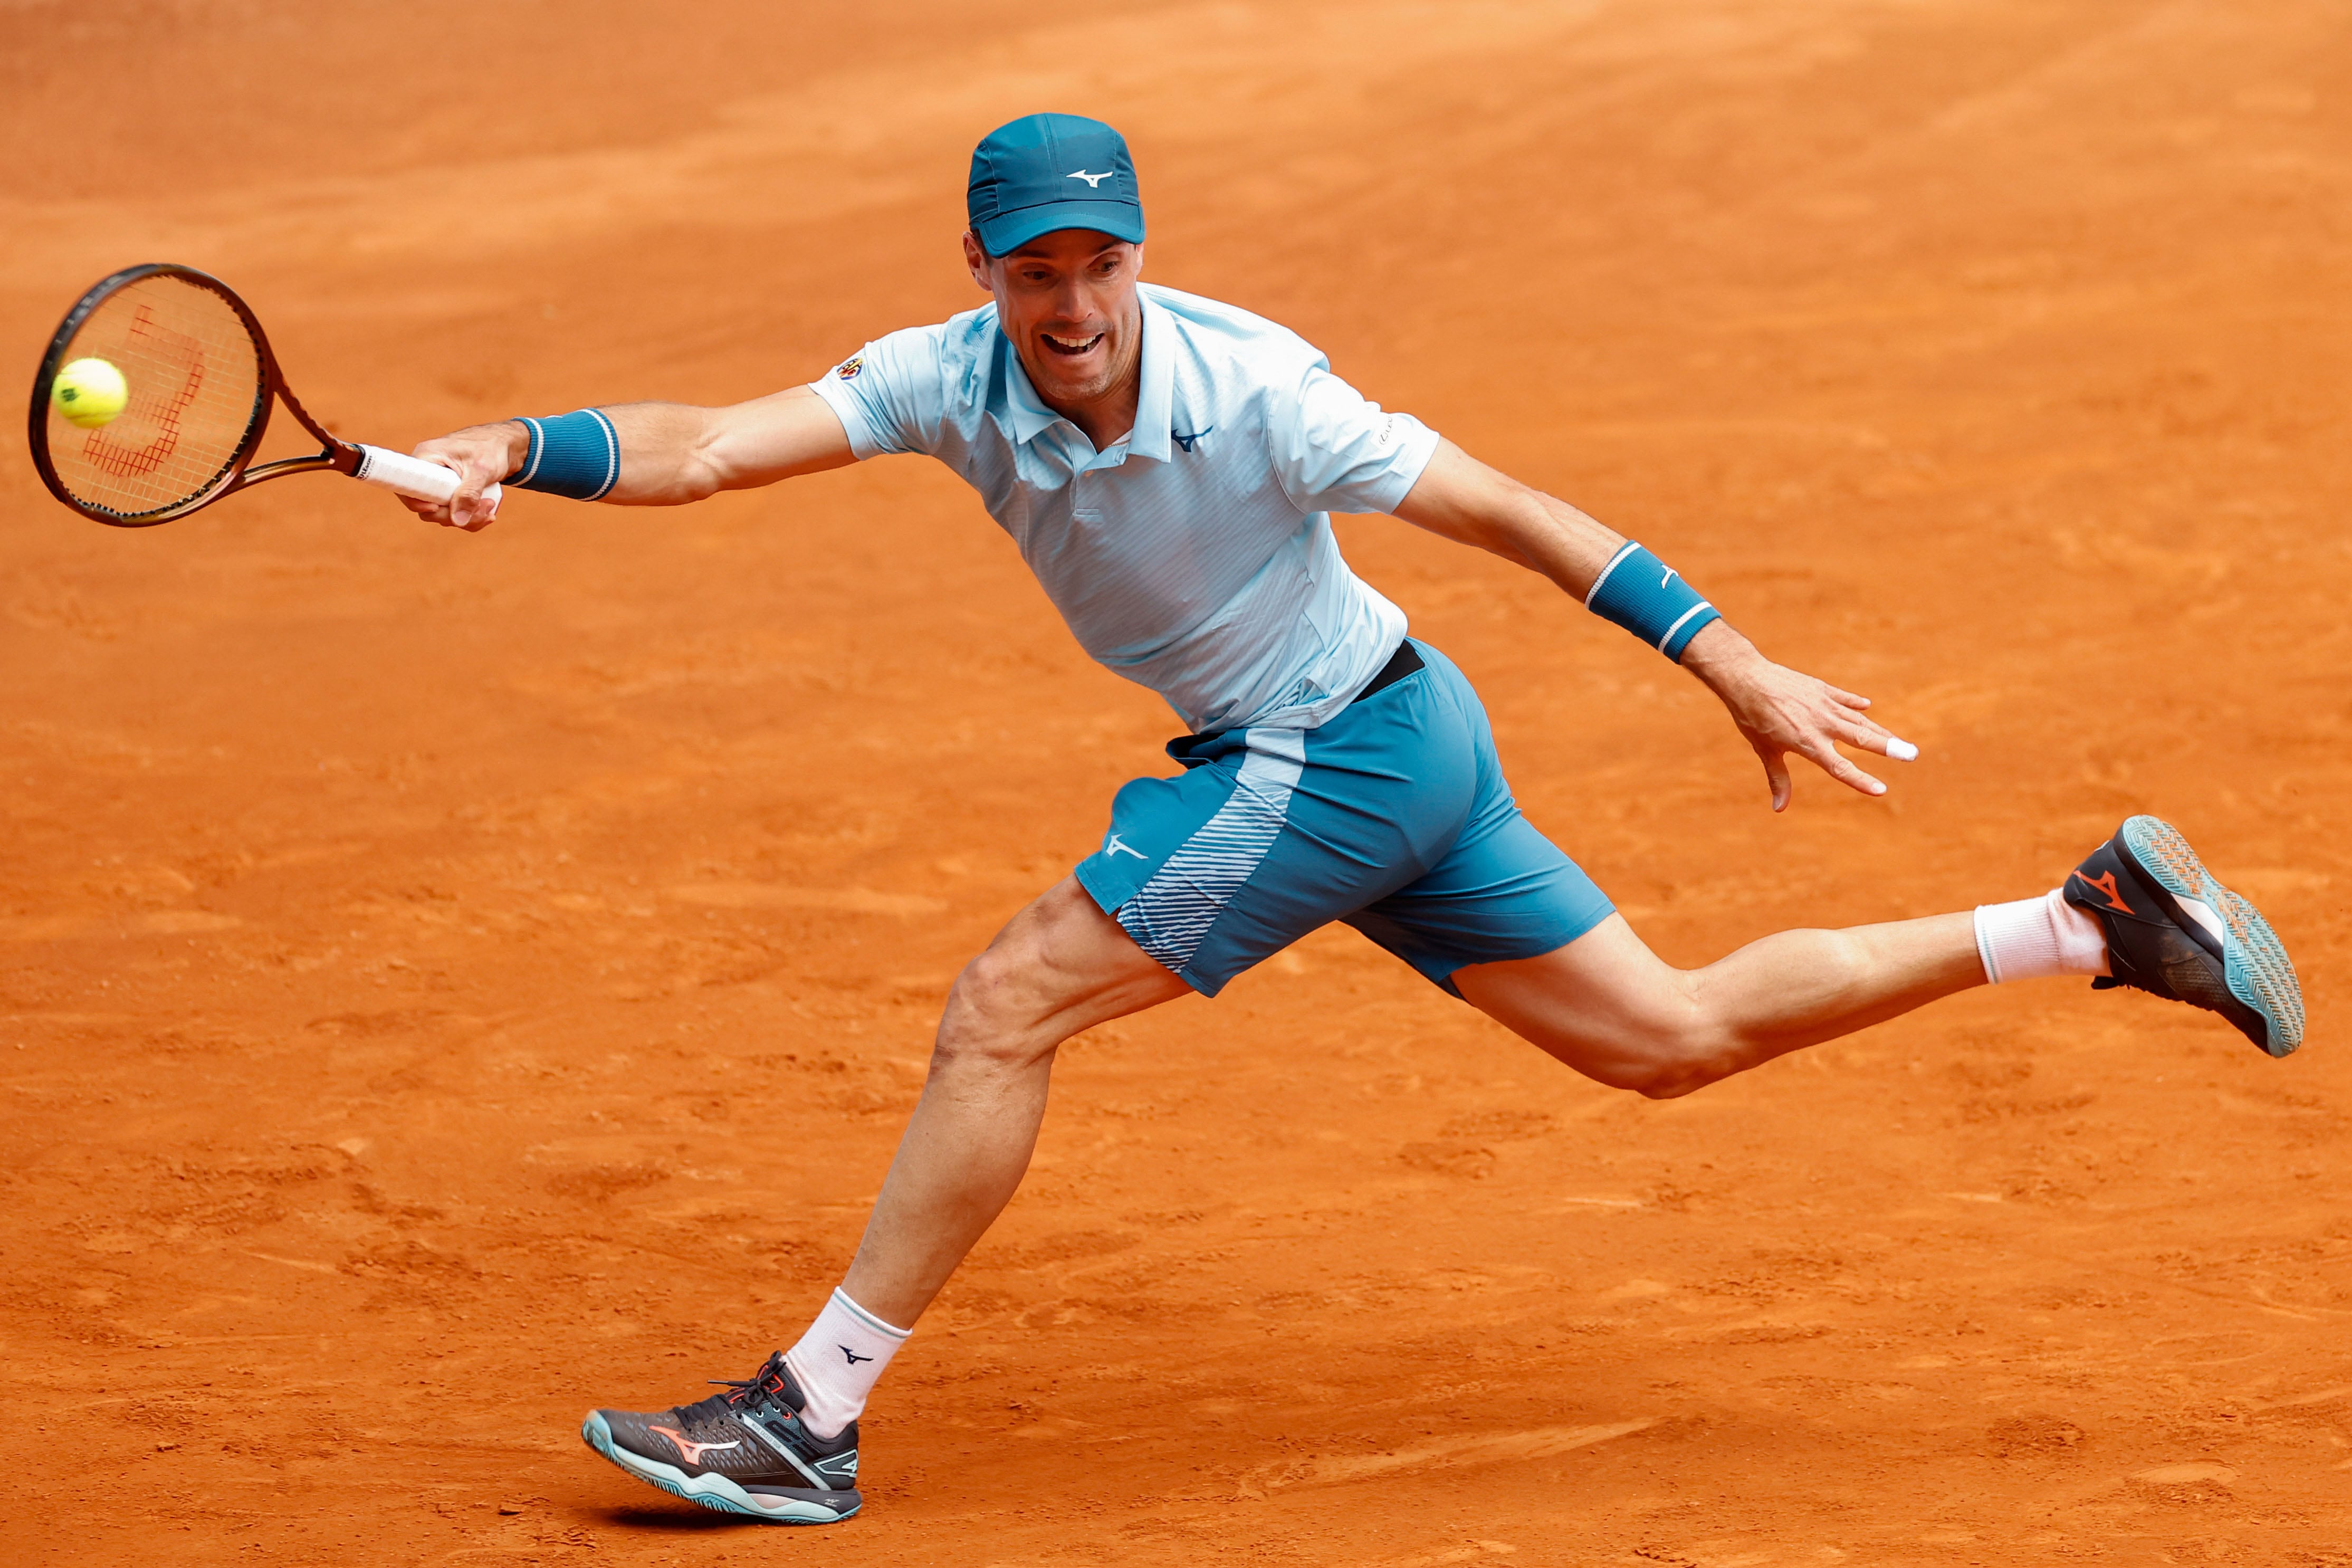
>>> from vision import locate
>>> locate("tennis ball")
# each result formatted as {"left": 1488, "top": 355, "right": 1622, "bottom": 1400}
{"left": 51, "top": 357, "right": 129, "bottom": 429}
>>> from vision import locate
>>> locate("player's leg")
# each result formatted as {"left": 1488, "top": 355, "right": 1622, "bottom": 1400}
{"left": 1452, "top": 810, "right": 2302, "bottom": 1096}
{"left": 1347, "top": 651, "right": 2300, "bottom": 1092}
{"left": 1451, "top": 909, "right": 1983, "bottom": 1098}
{"left": 580, "top": 877, "right": 1187, "bottom": 1525}
{"left": 840, "top": 875, "right": 1190, "bottom": 1327}
{"left": 575, "top": 660, "right": 1473, "bottom": 1525}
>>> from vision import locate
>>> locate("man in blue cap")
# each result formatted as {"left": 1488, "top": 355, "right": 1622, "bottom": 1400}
{"left": 405, "top": 113, "right": 2300, "bottom": 1524}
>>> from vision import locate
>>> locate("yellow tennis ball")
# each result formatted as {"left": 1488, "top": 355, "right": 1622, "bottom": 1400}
{"left": 51, "top": 357, "right": 129, "bottom": 429}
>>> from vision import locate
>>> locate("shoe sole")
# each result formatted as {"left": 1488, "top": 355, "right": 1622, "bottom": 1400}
{"left": 580, "top": 1412, "right": 860, "bottom": 1525}
{"left": 2121, "top": 815, "right": 2304, "bottom": 1057}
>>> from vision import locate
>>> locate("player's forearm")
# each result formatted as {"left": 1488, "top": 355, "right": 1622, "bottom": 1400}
{"left": 1510, "top": 490, "right": 1632, "bottom": 600}
{"left": 593, "top": 403, "right": 731, "bottom": 506}
{"left": 489, "top": 389, "right": 856, "bottom": 509}
{"left": 1394, "top": 441, "right": 1627, "bottom": 599}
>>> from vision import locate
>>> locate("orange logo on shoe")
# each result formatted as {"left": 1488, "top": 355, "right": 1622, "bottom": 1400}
{"left": 2073, "top": 869, "right": 2134, "bottom": 913}
{"left": 649, "top": 1423, "right": 742, "bottom": 1465}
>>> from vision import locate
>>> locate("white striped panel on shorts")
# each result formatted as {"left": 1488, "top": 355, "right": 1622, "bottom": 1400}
{"left": 1116, "top": 727, "right": 1306, "bottom": 976}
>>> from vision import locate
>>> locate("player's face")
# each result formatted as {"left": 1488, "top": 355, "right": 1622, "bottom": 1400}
{"left": 965, "top": 230, "right": 1144, "bottom": 413}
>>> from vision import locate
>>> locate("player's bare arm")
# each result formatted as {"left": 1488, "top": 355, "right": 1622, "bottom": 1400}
{"left": 402, "top": 386, "right": 857, "bottom": 531}
{"left": 1394, "top": 438, "right": 1899, "bottom": 810}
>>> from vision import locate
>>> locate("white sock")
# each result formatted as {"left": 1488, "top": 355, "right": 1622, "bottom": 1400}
{"left": 1973, "top": 888, "right": 2110, "bottom": 983}
{"left": 782, "top": 1287, "right": 910, "bottom": 1441}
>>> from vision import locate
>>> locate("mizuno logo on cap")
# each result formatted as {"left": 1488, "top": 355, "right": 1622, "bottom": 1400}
{"left": 1065, "top": 170, "right": 1114, "bottom": 187}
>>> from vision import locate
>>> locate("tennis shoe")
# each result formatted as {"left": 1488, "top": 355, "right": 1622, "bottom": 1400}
{"left": 2064, "top": 815, "right": 2302, "bottom": 1057}
{"left": 581, "top": 1352, "right": 861, "bottom": 1525}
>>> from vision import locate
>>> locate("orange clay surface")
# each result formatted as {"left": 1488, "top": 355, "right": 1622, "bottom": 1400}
{"left": 3, "top": 3, "right": 2349, "bottom": 1564}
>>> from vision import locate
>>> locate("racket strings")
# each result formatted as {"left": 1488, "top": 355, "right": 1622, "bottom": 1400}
{"left": 81, "top": 304, "right": 206, "bottom": 480}
{"left": 45, "top": 275, "right": 265, "bottom": 520}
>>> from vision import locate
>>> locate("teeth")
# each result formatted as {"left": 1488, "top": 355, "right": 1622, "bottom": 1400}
{"left": 1044, "top": 333, "right": 1101, "bottom": 350}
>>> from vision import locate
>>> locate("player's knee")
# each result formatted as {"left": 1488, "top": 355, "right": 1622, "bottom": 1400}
{"left": 1582, "top": 1009, "right": 1740, "bottom": 1099}
{"left": 932, "top": 948, "right": 1058, "bottom": 1070}
{"left": 1619, "top": 1057, "right": 1720, "bottom": 1099}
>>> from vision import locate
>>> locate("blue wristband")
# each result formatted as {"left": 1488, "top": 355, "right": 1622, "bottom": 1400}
{"left": 1585, "top": 541, "right": 1722, "bottom": 662}
{"left": 509, "top": 409, "right": 620, "bottom": 501}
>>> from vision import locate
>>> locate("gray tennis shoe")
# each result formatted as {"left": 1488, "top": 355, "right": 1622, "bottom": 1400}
{"left": 582, "top": 1352, "right": 861, "bottom": 1525}
{"left": 2064, "top": 815, "right": 2303, "bottom": 1057}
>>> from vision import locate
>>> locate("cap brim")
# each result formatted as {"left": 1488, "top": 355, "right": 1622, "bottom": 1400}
{"left": 974, "top": 200, "right": 1146, "bottom": 256}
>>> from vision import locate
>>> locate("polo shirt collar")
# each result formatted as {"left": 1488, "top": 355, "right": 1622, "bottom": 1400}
{"left": 998, "top": 326, "right": 1063, "bottom": 448}
{"left": 994, "top": 290, "right": 1174, "bottom": 463}
{"left": 1127, "top": 291, "right": 1173, "bottom": 463}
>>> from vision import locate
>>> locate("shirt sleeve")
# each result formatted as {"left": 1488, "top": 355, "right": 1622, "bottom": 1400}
{"left": 1267, "top": 363, "right": 1442, "bottom": 516}
{"left": 807, "top": 323, "right": 949, "bottom": 461}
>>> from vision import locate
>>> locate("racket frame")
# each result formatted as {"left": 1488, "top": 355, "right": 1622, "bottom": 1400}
{"left": 29, "top": 262, "right": 372, "bottom": 528}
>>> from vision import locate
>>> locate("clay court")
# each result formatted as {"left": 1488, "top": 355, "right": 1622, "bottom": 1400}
{"left": 4, "top": 1, "right": 2348, "bottom": 1561}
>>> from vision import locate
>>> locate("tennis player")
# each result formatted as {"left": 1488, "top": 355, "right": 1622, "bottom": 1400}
{"left": 403, "top": 114, "right": 2303, "bottom": 1525}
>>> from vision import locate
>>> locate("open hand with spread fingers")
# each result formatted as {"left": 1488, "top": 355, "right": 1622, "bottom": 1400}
{"left": 1678, "top": 621, "right": 1915, "bottom": 811}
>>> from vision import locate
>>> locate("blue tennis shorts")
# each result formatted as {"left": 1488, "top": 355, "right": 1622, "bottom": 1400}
{"left": 1074, "top": 639, "right": 1613, "bottom": 997}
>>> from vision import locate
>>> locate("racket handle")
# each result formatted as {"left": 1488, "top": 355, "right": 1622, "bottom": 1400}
{"left": 353, "top": 444, "right": 503, "bottom": 513}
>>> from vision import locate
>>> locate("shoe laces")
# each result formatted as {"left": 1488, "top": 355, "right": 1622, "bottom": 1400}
{"left": 674, "top": 1351, "right": 795, "bottom": 1426}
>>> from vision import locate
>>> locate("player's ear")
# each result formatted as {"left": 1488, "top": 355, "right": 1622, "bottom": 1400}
{"left": 962, "top": 231, "right": 995, "bottom": 292}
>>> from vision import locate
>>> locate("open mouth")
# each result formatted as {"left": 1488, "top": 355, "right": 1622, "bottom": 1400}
{"left": 1041, "top": 331, "right": 1105, "bottom": 357}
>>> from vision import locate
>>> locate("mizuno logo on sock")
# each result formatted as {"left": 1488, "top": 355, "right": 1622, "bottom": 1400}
{"left": 2074, "top": 869, "right": 2134, "bottom": 913}
{"left": 839, "top": 1346, "right": 873, "bottom": 1364}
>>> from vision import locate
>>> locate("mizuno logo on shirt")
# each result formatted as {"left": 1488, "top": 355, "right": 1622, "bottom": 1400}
{"left": 1173, "top": 427, "right": 1212, "bottom": 452}
{"left": 1065, "top": 170, "right": 1114, "bottom": 187}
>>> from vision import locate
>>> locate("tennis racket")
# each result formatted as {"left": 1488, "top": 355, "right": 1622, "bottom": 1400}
{"left": 28, "top": 262, "right": 498, "bottom": 528}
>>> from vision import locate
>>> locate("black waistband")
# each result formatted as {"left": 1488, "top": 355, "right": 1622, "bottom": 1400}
{"left": 1352, "top": 638, "right": 1425, "bottom": 704}
{"left": 1172, "top": 642, "right": 1424, "bottom": 752}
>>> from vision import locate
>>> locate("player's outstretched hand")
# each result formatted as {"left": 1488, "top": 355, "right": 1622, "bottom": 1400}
{"left": 403, "top": 422, "right": 526, "bottom": 531}
{"left": 1678, "top": 622, "right": 1913, "bottom": 812}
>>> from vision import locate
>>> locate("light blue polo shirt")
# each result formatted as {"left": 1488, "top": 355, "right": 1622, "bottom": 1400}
{"left": 809, "top": 283, "right": 1439, "bottom": 734}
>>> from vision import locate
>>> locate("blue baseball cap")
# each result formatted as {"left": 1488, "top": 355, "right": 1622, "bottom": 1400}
{"left": 967, "top": 113, "right": 1145, "bottom": 256}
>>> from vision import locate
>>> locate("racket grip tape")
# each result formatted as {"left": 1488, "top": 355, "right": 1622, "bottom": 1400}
{"left": 354, "top": 445, "right": 503, "bottom": 513}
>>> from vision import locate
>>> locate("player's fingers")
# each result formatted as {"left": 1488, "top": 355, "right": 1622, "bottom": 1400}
{"left": 1835, "top": 715, "right": 1918, "bottom": 761}
{"left": 1825, "top": 685, "right": 1871, "bottom": 709}
{"left": 1803, "top": 738, "right": 1886, "bottom": 797}
{"left": 1755, "top": 742, "right": 1793, "bottom": 813}
{"left": 448, "top": 481, "right": 501, "bottom": 531}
